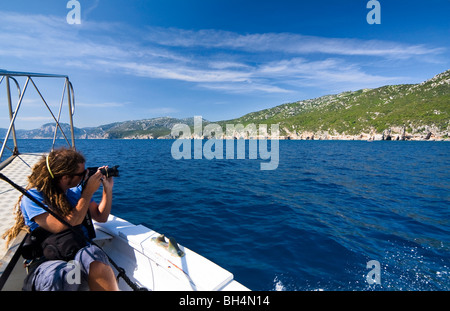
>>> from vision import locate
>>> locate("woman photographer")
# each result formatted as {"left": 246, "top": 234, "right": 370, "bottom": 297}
{"left": 3, "top": 147, "right": 119, "bottom": 291}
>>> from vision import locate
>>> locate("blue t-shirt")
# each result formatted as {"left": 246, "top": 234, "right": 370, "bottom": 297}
{"left": 21, "top": 185, "right": 88, "bottom": 232}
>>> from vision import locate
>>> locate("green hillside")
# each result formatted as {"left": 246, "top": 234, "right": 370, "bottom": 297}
{"left": 219, "top": 69, "right": 449, "bottom": 138}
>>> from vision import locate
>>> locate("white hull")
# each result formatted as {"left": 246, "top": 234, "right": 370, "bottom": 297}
{"left": 94, "top": 215, "right": 249, "bottom": 291}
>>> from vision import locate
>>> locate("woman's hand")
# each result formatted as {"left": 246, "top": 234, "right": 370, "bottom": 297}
{"left": 83, "top": 169, "right": 103, "bottom": 196}
{"left": 99, "top": 166, "right": 114, "bottom": 194}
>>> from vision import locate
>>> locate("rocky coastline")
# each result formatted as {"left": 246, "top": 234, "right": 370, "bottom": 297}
{"left": 278, "top": 127, "right": 449, "bottom": 141}
{"left": 7, "top": 124, "right": 448, "bottom": 141}
{"left": 3, "top": 122, "right": 448, "bottom": 141}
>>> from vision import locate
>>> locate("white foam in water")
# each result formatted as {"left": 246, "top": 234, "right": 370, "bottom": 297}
{"left": 273, "top": 276, "right": 286, "bottom": 291}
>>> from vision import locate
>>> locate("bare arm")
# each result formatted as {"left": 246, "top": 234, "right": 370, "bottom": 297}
{"left": 34, "top": 170, "right": 103, "bottom": 233}
{"left": 90, "top": 174, "right": 114, "bottom": 223}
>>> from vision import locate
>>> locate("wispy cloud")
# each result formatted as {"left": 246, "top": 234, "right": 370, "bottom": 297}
{"left": 146, "top": 107, "right": 179, "bottom": 116}
{"left": 76, "top": 101, "right": 129, "bottom": 108}
{"left": 106, "top": 60, "right": 251, "bottom": 83}
{"left": 19, "top": 116, "right": 54, "bottom": 122}
{"left": 0, "top": 10, "right": 445, "bottom": 95}
{"left": 143, "top": 27, "right": 444, "bottom": 59}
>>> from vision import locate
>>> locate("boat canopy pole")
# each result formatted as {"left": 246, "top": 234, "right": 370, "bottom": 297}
{"left": 0, "top": 76, "right": 30, "bottom": 159}
{"left": 67, "top": 78, "right": 76, "bottom": 149}
{"left": 5, "top": 76, "right": 21, "bottom": 154}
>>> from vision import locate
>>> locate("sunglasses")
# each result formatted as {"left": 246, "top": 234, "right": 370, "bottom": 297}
{"left": 72, "top": 169, "right": 87, "bottom": 178}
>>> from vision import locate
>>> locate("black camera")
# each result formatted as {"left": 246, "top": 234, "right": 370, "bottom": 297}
{"left": 87, "top": 165, "right": 120, "bottom": 178}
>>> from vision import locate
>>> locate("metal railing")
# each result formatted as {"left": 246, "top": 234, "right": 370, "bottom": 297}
{"left": 0, "top": 70, "right": 76, "bottom": 161}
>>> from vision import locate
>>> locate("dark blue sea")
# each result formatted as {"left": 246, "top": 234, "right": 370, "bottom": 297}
{"left": 5, "top": 139, "right": 450, "bottom": 290}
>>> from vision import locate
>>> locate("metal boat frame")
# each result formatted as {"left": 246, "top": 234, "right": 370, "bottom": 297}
{"left": 0, "top": 69, "right": 76, "bottom": 160}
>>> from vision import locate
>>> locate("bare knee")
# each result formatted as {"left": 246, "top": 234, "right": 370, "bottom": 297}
{"left": 88, "top": 261, "right": 119, "bottom": 291}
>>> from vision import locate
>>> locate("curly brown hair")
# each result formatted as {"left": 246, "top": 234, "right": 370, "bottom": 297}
{"left": 2, "top": 147, "right": 85, "bottom": 245}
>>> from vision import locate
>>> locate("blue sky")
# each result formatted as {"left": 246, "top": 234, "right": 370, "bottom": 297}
{"left": 0, "top": 0, "right": 449, "bottom": 129}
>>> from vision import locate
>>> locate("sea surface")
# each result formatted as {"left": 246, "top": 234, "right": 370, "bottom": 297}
{"left": 5, "top": 139, "right": 450, "bottom": 290}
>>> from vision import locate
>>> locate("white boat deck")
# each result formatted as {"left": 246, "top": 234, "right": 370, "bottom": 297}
{"left": 94, "top": 216, "right": 248, "bottom": 291}
{"left": 0, "top": 154, "right": 43, "bottom": 256}
{"left": 0, "top": 153, "right": 43, "bottom": 289}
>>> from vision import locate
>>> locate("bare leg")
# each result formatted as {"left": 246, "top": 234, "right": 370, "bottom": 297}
{"left": 88, "top": 261, "right": 119, "bottom": 291}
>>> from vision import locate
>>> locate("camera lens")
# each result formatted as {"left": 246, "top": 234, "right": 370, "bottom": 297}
{"left": 100, "top": 165, "right": 119, "bottom": 177}
{"left": 87, "top": 165, "right": 119, "bottom": 178}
